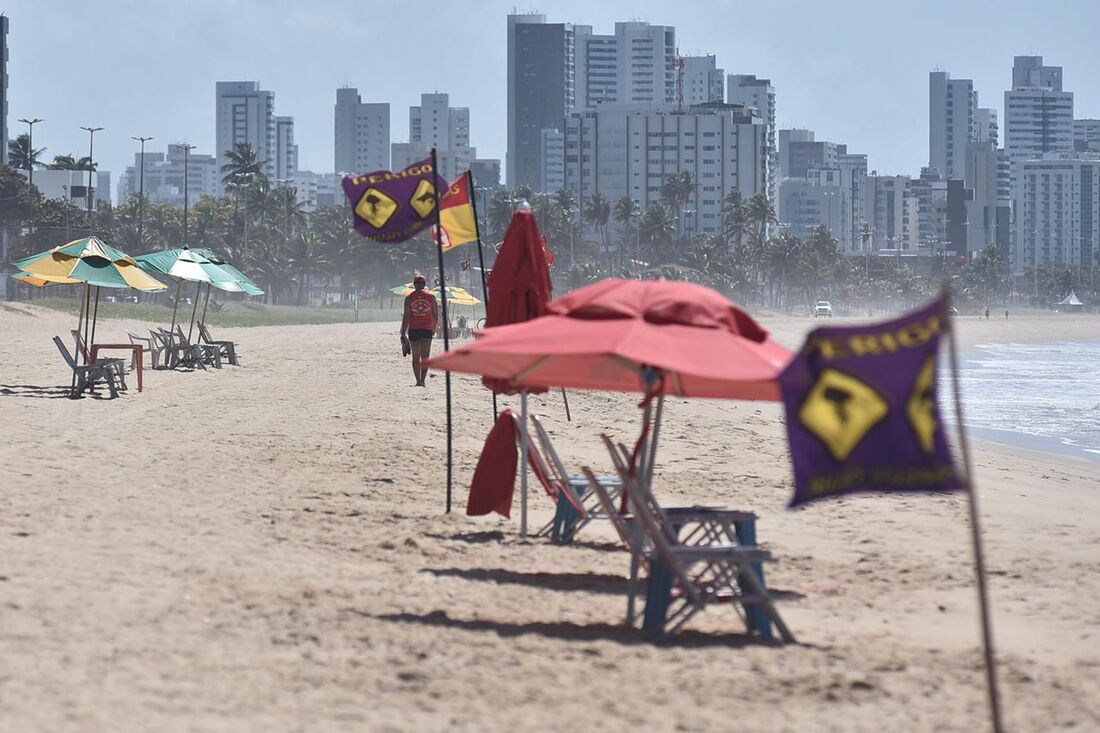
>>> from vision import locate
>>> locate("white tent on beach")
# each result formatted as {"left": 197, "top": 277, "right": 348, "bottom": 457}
{"left": 1056, "top": 291, "right": 1085, "bottom": 309}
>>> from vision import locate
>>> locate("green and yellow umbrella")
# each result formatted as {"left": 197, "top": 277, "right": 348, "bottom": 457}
{"left": 12, "top": 237, "right": 167, "bottom": 381}
{"left": 389, "top": 283, "right": 482, "bottom": 306}
{"left": 14, "top": 237, "right": 168, "bottom": 292}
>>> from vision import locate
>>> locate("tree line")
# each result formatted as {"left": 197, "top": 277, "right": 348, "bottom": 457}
{"left": 3, "top": 137, "right": 1098, "bottom": 312}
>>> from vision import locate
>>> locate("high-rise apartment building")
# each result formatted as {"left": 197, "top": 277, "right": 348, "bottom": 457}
{"left": 929, "top": 71, "right": 976, "bottom": 181}
{"left": 864, "top": 175, "right": 917, "bottom": 253}
{"left": 391, "top": 92, "right": 476, "bottom": 182}
{"left": 117, "top": 146, "right": 218, "bottom": 207}
{"left": 778, "top": 170, "right": 852, "bottom": 251}
{"left": 574, "top": 22, "right": 677, "bottom": 109}
{"left": 274, "top": 116, "right": 298, "bottom": 180}
{"left": 539, "top": 129, "right": 565, "bottom": 193}
{"left": 470, "top": 159, "right": 501, "bottom": 191}
{"left": 1004, "top": 56, "right": 1073, "bottom": 169}
{"left": 786, "top": 140, "right": 838, "bottom": 180}
{"left": 215, "top": 81, "right": 277, "bottom": 190}
{"left": 681, "top": 56, "right": 724, "bottom": 108}
{"left": 963, "top": 141, "right": 1003, "bottom": 257}
{"left": 1073, "top": 119, "right": 1100, "bottom": 153}
{"left": 334, "top": 88, "right": 390, "bottom": 174}
{"left": 837, "top": 150, "right": 868, "bottom": 253}
{"left": 1014, "top": 154, "right": 1100, "bottom": 271}
{"left": 727, "top": 75, "right": 776, "bottom": 200}
{"left": 1, "top": 15, "right": 8, "bottom": 165}
{"left": 506, "top": 14, "right": 575, "bottom": 189}
{"left": 562, "top": 102, "right": 766, "bottom": 237}
{"left": 975, "top": 108, "right": 999, "bottom": 146}
{"left": 778, "top": 128, "right": 814, "bottom": 181}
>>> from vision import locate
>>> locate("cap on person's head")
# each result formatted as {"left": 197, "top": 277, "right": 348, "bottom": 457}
{"left": 413, "top": 273, "right": 426, "bottom": 284}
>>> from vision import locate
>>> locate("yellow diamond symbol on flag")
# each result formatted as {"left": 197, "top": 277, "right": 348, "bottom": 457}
{"left": 907, "top": 356, "right": 938, "bottom": 454}
{"left": 355, "top": 187, "right": 398, "bottom": 230}
{"left": 799, "top": 369, "right": 889, "bottom": 461}
{"left": 410, "top": 179, "right": 436, "bottom": 219}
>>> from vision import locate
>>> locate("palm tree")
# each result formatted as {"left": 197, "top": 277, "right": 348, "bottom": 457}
{"left": 47, "top": 154, "right": 91, "bottom": 170}
{"left": 638, "top": 202, "right": 676, "bottom": 264}
{"left": 744, "top": 193, "right": 777, "bottom": 248}
{"left": 583, "top": 192, "right": 612, "bottom": 272}
{"left": 287, "top": 229, "right": 332, "bottom": 305}
{"left": 721, "top": 188, "right": 747, "bottom": 251}
{"left": 486, "top": 188, "right": 518, "bottom": 241}
{"left": 613, "top": 195, "right": 640, "bottom": 270}
{"left": 220, "top": 142, "right": 268, "bottom": 193}
{"left": 8, "top": 133, "right": 45, "bottom": 171}
{"left": 660, "top": 171, "right": 695, "bottom": 233}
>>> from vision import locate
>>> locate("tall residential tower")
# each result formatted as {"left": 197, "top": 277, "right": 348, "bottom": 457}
{"left": 334, "top": 88, "right": 390, "bottom": 174}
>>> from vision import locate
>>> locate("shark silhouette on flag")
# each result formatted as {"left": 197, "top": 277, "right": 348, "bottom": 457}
{"left": 778, "top": 295, "right": 962, "bottom": 508}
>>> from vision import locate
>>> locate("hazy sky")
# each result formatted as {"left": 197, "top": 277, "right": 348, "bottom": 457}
{"left": 5, "top": 0, "right": 1099, "bottom": 197}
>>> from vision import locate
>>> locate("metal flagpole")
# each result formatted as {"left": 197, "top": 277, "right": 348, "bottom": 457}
{"left": 946, "top": 286, "right": 1004, "bottom": 733}
{"left": 431, "top": 148, "right": 454, "bottom": 513}
{"left": 466, "top": 170, "right": 498, "bottom": 421}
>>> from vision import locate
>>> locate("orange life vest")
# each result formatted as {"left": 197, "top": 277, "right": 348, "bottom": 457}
{"left": 407, "top": 290, "right": 436, "bottom": 330}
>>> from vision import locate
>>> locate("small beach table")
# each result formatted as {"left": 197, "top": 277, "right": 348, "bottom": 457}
{"left": 90, "top": 344, "right": 144, "bottom": 393}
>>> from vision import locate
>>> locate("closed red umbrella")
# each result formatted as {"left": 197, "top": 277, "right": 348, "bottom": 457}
{"left": 483, "top": 209, "right": 553, "bottom": 396}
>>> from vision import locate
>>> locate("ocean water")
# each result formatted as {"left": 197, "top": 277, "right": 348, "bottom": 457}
{"left": 950, "top": 341, "right": 1100, "bottom": 462}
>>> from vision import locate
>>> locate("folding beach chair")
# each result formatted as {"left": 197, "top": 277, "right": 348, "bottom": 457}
{"left": 54, "top": 336, "right": 119, "bottom": 399}
{"left": 70, "top": 330, "right": 128, "bottom": 390}
{"left": 153, "top": 328, "right": 198, "bottom": 370}
{"left": 599, "top": 435, "right": 794, "bottom": 641}
{"left": 508, "top": 412, "right": 586, "bottom": 541}
{"left": 174, "top": 326, "right": 222, "bottom": 369}
{"left": 198, "top": 322, "right": 239, "bottom": 365}
{"left": 529, "top": 414, "right": 623, "bottom": 542}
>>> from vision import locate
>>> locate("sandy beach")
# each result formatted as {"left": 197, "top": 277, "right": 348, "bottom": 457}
{"left": 1, "top": 302, "right": 1098, "bottom": 732}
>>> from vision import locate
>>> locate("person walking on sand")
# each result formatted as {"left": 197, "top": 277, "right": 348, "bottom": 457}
{"left": 985, "top": 307, "right": 990, "bottom": 320}
{"left": 401, "top": 274, "right": 438, "bottom": 387}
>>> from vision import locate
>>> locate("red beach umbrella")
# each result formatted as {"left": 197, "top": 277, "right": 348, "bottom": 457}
{"left": 431, "top": 278, "right": 791, "bottom": 400}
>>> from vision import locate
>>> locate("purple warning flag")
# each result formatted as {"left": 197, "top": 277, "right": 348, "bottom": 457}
{"left": 778, "top": 295, "right": 962, "bottom": 508}
{"left": 342, "top": 157, "right": 445, "bottom": 243}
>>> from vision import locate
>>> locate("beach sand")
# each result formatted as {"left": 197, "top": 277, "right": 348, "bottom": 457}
{"left": 0, "top": 302, "right": 1098, "bottom": 731}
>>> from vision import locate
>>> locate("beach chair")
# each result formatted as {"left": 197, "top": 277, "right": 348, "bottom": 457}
{"left": 153, "top": 329, "right": 196, "bottom": 370}
{"left": 508, "top": 411, "right": 586, "bottom": 541}
{"left": 174, "top": 326, "right": 223, "bottom": 369}
{"left": 127, "top": 330, "right": 163, "bottom": 369}
{"left": 604, "top": 436, "right": 793, "bottom": 641}
{"left": 54, "top": 336, "right": 119, "bottom": 399}
{"left": 70, "top": 330, "right": 128, "bottom": 390}
{"left": 528, "top": 414, "right": 623, "bottom": 542}
{"left": 198, "top": 322, "right": 239, "bottom": 365}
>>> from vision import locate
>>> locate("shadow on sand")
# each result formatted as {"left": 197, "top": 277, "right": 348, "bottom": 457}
{"left": 366, "top": 609, "right": 787, "bottom": 648}
{"left": 0, "top": 384, "right": 85, "bottom": 400}
{"left": 424, "top": 567, "right": 628, "bottom": 595}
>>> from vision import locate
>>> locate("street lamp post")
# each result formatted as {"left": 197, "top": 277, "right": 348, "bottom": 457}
{"left": 175, "top": 144, "right": 196, "bottom": 246}
{"left": 132, "top": 136, "right": 154, "bottom": 247}
{"left": 17, "top": 118, "right": 43, "bottom": 187}
{"left": 79, "top": 126, "right": 103, "bottom": 224}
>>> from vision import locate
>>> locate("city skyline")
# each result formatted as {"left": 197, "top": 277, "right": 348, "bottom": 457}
{"left": 3, "top": 0, "right": 1100, "bottom": 190}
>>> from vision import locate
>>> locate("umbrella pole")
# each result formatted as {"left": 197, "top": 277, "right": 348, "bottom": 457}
{"left": 520, "top": 389, "right": 529, "bottom": 538}
{"left": 75, "top": 284, "right": 87, "bottom": 364}
{"left": 430, "top": 148, "right": 453, "bottom": 513}
{"left": 561, "top": 388, "right": 571, "bottom": 422}
{"left": 89, "top": 286, "right": 101, "bottom": 348}
{"left": 187, "top": 281, "right": 201, "bottom": 344}
{"left": 201, "top": 283, "right": 212, "bottom": 326}
{"left": 645, "top": 395, "right": 665, "bottom": 492}
{"left": 168, "top": 279, "right": 182, "bottom": 367}
{"left": 466, "top": 169, "right": 497, "bottom": 423}
{"left": 82, "top": 285, "right": 92, "bottom": 364}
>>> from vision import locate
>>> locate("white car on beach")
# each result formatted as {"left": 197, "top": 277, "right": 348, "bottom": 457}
{"left": 814, "top": 300, "right": 833, "bottom": 317}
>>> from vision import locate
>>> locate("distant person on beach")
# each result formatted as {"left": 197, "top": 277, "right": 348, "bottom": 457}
{"left": 1005, "top": 310, "right": 1009, "bottom": 319}
{"left": 985, "top": 307, "right": 990, "bottom": 320}
{"left": 401, "top": 274, "right": 438, "bottom": 387}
